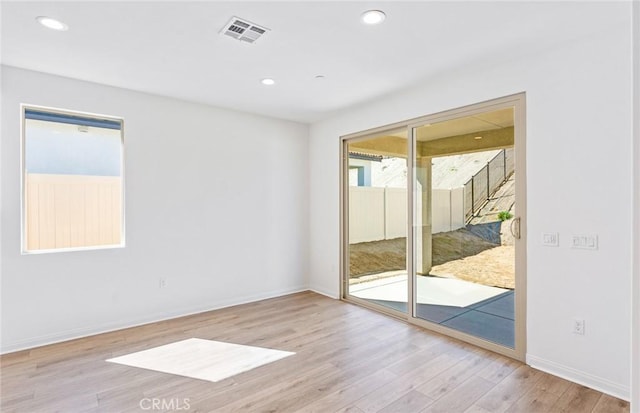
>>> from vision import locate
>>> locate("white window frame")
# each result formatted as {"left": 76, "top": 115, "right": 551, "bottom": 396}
{"left": 20, "top": 104, "right": 125, "bottom": 254}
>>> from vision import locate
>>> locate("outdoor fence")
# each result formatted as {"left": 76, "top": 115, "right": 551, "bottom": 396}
{"left": 350, "top": 148, "right": 514, "bottom": 244}
{"left": 24, "top": 173, "right": 122, "bottom": 251}
{"left": 463, "top": 148, "right": 514, "bottom": 222}
{"left": 348, "top": 186, "right": 465, "bottom": 243}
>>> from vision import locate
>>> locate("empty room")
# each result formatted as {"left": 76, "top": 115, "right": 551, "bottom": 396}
{"left": 1, "top": 1, "right": 639, "bottom": 412}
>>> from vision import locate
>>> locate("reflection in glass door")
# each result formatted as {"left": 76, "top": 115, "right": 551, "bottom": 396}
{"left": 411, "top": 107, "right": 518, "bottom": 349}
{"left": 344, "top": 129, "right": 408, "bottom": 314}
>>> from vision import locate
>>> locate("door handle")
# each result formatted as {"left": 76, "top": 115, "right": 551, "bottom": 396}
{"left": 510, "top": 217, "right": 521, "bottom": 239}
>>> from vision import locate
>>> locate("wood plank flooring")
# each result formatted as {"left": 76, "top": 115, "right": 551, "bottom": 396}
{"left": 0, "top": 292, "right": 630, "bottom": 413}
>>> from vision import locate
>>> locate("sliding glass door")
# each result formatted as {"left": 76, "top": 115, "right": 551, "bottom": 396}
{"left": 343, "top": 128, "right": 408, "bottom": 315}
{"left": 409, "top": 105, "right": 522, "bottom": 355}
{"left": 341, "top": 94, "right": 526, "bottom": 360}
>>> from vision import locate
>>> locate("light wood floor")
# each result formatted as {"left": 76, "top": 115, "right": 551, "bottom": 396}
{"left": 0, "top": 291, "right": 630, "bottom": 413}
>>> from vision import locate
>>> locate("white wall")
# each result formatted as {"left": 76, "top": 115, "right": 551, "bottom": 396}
{"left": 632, "top": 1, "right": 640, "bottom": 411}
{"left": 309, "top": 7, "right": 633, "bottom": 401}
{"left": 0, "top": 66, "right": 309, "bottom": 353}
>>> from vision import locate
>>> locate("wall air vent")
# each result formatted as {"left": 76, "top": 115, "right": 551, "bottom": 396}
{"left": 220, "top": 17, "right": 269, "bottom": 44}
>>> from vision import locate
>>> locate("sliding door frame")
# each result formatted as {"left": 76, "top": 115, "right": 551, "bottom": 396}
{"left": 340, "top": 121, "right": 410, "bottom": 321}
{"left": 406, "top": 93, "right": 526, "bottom": 362}
{"left": 340, "top": 93, "right": 526, "bottom": 361}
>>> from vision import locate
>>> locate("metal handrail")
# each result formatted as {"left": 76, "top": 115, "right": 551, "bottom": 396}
{"left": 463, "top": 149, "right": 514, "bottom": 222}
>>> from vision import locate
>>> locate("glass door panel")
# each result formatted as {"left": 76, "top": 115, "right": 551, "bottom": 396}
{"left": 345, "top": 130, "right": 408, "bottom": 314}
{"left": 412, "top": 108, "right": 516, "bottom": 348}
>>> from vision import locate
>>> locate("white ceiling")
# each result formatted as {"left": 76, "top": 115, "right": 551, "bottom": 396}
{"left": 0, "top": 1, "right": 626, "bottom": 123}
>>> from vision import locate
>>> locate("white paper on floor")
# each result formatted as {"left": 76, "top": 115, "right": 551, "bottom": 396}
{"left": 106, "top": 338, "right": 295, "bottom": 382}
{"left": 350, "top": 274, "right": 508, "bottom": 307}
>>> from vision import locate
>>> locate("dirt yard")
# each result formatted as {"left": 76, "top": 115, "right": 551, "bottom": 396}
{"left": 349, "top": 220, "right": 515, "bottom": 289}
{"left": 430, "top": 245, "right": 514, "bottom": 289}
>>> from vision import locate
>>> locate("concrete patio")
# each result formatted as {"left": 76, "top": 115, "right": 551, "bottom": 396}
{"left": 350, "top": 274, "right": 515, "bottom": 348}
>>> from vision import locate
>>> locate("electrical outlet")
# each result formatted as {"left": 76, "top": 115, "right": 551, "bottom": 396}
{"left": 159, "top": 277, "right": 167, "bottom": 289}
{"left": 572, "top": 318, "right": 585, "bottom": 335}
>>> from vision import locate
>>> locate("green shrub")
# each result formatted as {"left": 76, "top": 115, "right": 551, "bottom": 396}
{"left": 498, "top": 211, "right": 513, "bottom": 221}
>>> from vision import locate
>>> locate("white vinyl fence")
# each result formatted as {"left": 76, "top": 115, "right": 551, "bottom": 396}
{"left": 348, "top": 186, "right": 465, "bottom": 243}
{"left": 25, "top": 173, "right": 122, "bottom": 250}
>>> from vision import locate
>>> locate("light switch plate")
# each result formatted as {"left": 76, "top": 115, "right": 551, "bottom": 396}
{"left": 571, "top": 234, "right": 598, "bottom": 250}
{"left": 542, "top": 232, "right": 559, "bottom": 247}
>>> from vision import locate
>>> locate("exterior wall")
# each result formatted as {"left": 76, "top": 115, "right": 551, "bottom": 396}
{"left": 348, "top": 158, "right": 372, "bottom": 186}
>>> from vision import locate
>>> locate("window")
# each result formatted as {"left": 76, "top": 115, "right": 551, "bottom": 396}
{"left": 22, "top": 105, "right": 124, "bottom": 253}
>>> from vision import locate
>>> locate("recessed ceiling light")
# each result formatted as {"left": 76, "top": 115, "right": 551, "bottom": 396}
{"left": 36, "top": 16, "right": 69, "bottom": 31}
{"left": 361, "top": 10, "right": 386, "bottom": 25}
{"left": 474, "top": 136, "right": 483, "bottom": 140}
{"left": 261, "top": 78, "right": 275, "bottom": 86}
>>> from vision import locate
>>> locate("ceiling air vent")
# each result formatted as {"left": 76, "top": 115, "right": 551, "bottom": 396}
{"left": 220, "top": 17, "right": 269, "bottom": 44}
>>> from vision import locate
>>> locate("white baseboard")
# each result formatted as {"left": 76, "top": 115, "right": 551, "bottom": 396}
{"left": 308, "top": 285, "right": 340, "bottom": 299}
{"left": 0, "top": 285, "right": 308, "bottom": 355}
{"left": 527, "top": 354, "right": 630, "bottom": 401}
